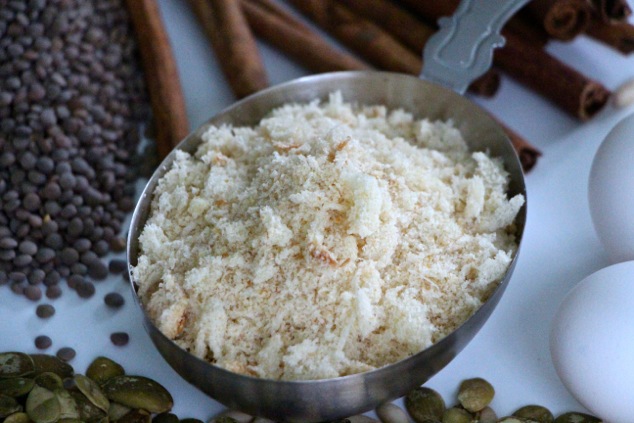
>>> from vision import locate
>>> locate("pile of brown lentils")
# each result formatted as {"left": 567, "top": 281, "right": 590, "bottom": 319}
{"left": 0, "top": 0, "right": 149, "bottom": 300}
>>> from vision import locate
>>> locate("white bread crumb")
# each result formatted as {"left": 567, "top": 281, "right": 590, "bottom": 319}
{"left": 133, "top": 92, "right": 524, "bottom": 380}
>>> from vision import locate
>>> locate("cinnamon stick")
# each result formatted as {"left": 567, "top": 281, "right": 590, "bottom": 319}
{"left": 495, "top": 32, "right": 610, "bottom": 120}
{"left": 338, "top": 0, "right": 436, "bottom": 53}
{"left": 525, "top": 0, "right": 592, "bottom": 41}
{"left": 495, "top": 119, "right": 542, "bottom": 173}
{"left": 240, "top": 0, "right": 370, "bottom": 73}
{"left": 189, "top": 0, "right": 268, "bottom": 99}
{"left": 586, "top": 17, "right": 634, "bottom": 53}
{"left": 124, "top": 0, "right": 189, "bottom": 159}
{"left": 587, "top": 0, "right": 632, "bottom": 21}
{"left": 288, "top": 0, "right": 500, "bottom": 97}
{"left": 288, "top": 0, "right": 421, "bottom": 74}
{"left": 397, "top": 0, "right": 551, "bottom": 44}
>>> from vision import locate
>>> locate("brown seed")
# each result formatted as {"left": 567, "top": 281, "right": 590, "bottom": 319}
{"left": 110, "top": 332, "right": 129, "bottom": 346}
{"left": 35, "top": 304, "right": 55, "bottom": 319}
{"left": 34, "top": 335, "right": 52, "bottom": 350}
{"left": 104, "top": 292, "right": 124, "bottom": 308}
{"left": 56, "top": 347, "right": 76, "bottom": 362}
{"left": 23, "top": 285, "right": 42, "bottom": 301}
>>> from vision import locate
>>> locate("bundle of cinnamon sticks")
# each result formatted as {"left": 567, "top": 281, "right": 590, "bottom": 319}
{"left": 128, "top": 0, "right": 633, "bottom": 172}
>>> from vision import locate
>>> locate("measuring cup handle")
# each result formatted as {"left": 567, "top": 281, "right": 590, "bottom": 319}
{"left": 420, "top": 0, "right": 531, "bottom": 94}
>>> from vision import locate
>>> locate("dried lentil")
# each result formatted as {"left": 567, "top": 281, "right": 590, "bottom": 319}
{"left": 34, "top": 335, "right": 52, "bottom": 350}
{"left": 35, "top": 304, "right": 55, "bottom": 319}
{"left": 56, "top": 347, "right": 76, "bottom": 362}
{"left": 0, "top": 0, "right": 149, "bottom": 301}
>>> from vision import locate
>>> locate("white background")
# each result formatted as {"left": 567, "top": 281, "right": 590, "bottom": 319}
{"left": 1, "top": 1, "right": 634, "bottom": 420}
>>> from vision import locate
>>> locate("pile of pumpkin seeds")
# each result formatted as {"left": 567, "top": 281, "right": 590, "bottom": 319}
{"left": 0, "top": 352, "right": 188, "bottom": 423}
{"left": 392, "top": 377, "right": 602, "bottom": 423}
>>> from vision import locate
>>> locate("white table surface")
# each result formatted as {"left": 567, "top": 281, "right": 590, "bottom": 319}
{"left": 2, "top": 1, "right": 634, "bottom": 421}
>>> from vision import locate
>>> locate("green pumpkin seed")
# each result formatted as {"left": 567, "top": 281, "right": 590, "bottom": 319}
{"left": 475, "top": 406, "right": 497, "bottom": 423}
{"left": 0, "top": 394, "right": 23, "bottom": 418}
{"left": 3, "top": 411, "right": 31, "bottom": 423}
{"left": 117, "top": 408, "right": 151, "bottom": 423}
{"left": 457, "top": 378, "right": 494, "bottom": 413}
{"left": 69, "top": 390, "right": 107, "bottom": 422}
{"left": 87, "top": 357, "right": 125, "bottom": 385}
{"left": 74, "top": 374, "right": 110, "bottom": 413}
{"left": 0, "top": 377, "right": 35, "bottom": 398}
{"left": 55, "top": 388, "right": 80, "bottom": 420}
{"left": 0, "top": 353, "right": 35, "bottom": 379}
{"left": 554, "top": 413, "right": 602, "bottom": 423}
{"left": 441, "top": 407, "right": 472, "bottom": 423}
{"left": 102, "top": 376, "right": 173, "bottom": 414}
{"left": 34, "top": 372, "right": 64, "bottom": 391}
{"left": 376, "top": 402, "right": 409, "bottom": 423}
{"left": 30, "top": 355, "right": 73, "bottom": 379}
{"left": 25, "top": 385, "right": 60, "bottom": 423}
{"left": 152, "top": 412, "right": 180, "bottom": 423}
{"left": 58, "top": 419, "right": 84, "bottom": 423}
{"left": 513, "top": 405, "right": 554, "bottom": 423}
{"left": 405, "top": 387, "right": 446, "bottom": 423}
{"left": 108, "top": 401, "right": 132, "bottom": 421}
{"left": 497, "top": 418, "right": 540, "bottom": 423}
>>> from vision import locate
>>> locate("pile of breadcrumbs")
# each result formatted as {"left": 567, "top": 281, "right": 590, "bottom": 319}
{"left": 133, "top": 92, "right": 524, "bottom": 380}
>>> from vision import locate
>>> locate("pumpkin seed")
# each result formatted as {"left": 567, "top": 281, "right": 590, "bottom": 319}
{"left": 441, "top": 407, "right": 472, "bottom": 423}
{"left": 69, "top": 390, "right": 107, "bottom": 422}
{"left": 553, "top": 413, "right": 602, "bottom": 423}
{"left": 55, "top": 388, "right": 80, "bottom": 420}
{"left": 0, "top": 377, "right": 34, "bottom": 398}
{"left": 345, "top": 416, "right": 379, "bottom": 423}
{"left": 0, "top": 394, "right": 23, "bottom": 418}
{"left": 475, "top": 406, "right": 497, "bottom": 423}
{"left": 457, "top": 378, "right": 494, "bottom": 413}
{"left": 117, "top": 408, "right": 152, "bottom": 423}
{"left": 74, "top": 374, "right": 110, "bottom": 413}
{"left": 3, "top": 411, "right": 31, "bottom": 423}
{"left": 405, "top": 387, "right": 445, "bottom": 423}
{"left": 102, "top": 375, "right": 173, "bottom": 414}
{"left": 497, "top": 418, "right": 539, "bottom": 423}
{"left": 25, "top": 385, "right": 60, "bottom": 423}
{"left": 210, "top": 410, "right": 253, "bottom": 423}
{"left": 34, "top": 372, "right": 64, "bottom": 391}
{"left": 86, "top": 356, "right": 125, "bottom": 385}
{"left": 376, "top": 402, "right": 409, "bottom": 423}
{"left": 513, "top": 405, "right": 554, "bottom": 423}
{"left": 30, "top": 355, "right": 73, "bottom": 379}
{"left": 108, "top": 401, "right": 132, "bottom": 421}
{"left": 58, "top": 419, "right": 84, "bottom": 423}
{"left": 0, "top": 353, "right": 35, "bottom": 378}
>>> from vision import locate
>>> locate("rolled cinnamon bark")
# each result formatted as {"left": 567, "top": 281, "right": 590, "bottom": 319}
{"left": 289, "top": 0, "right": 499, "bottom": 97}
{"left": 338, "top": 0, "right": 435, "bottom": 53}
{"left": 240, "top": 0, "right": 370, "bottom": 73}
{"left": 495, "top": 32, "right": 610, "bottom": 120}
{"left": 588, "top": 0, "right": 632, "bottom": 22}
{"left": 494, "top": 119, "right": 542, "bottom": 173}
{"left": 189, "top": 0, "right": 268, "bottom": 99}
{"left": 288, "top": 0, "right": 421, "bottom": 74}
{"left": 125, "top": 0, "right": 189, "bottom": 159}
{"left": 525, "top": 0, "right": 592, "bottom": 40}
{"left": 586, "top": 17, "right": 634, "bottom": 54}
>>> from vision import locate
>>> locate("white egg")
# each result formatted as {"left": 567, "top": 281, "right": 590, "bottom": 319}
{"left": 550, "top": 261, "right": 634, "bottom": 423}
{"left": 588, "top": 113, "right": 634, "bottom": 263}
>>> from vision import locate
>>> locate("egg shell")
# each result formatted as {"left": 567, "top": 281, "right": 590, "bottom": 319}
{"left": 550, "top": 261, "right": 634, "bottom": 423}
{"left": 588, "top": 113, "right": 634, "bottom": 263}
